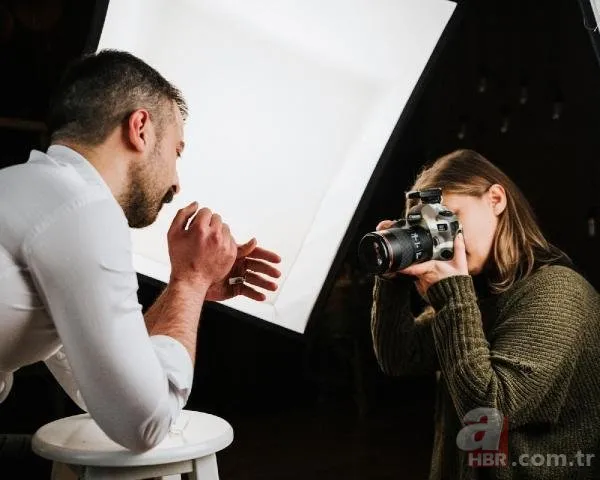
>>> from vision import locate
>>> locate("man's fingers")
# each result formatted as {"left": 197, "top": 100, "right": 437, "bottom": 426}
{"left": 221, "top": 222, "right": 231, "bottom": 237}
{"left": 244, "top": 271, "right": 278, "bottom": 292}
{"left": 237, "top": 238, "right": 258, "bottom": 259}
{"left": 229, "top": 233, "right": 238, "bottom": 256}
{"left": 191, "top": 207, "right": 213, "bottom": 229}
{"left": 236, "top": 240, "right": 281, "bottom": 263}
{"left": 209, "top": 213, "right": 222, "bottom": 228}
{"left": 245, "top": 258, "right": 281, "bottom": 278}
{"left": 238, "top": 284, "right": 266, "bottom": 302}
{"left": 170, "top": 201, "right": 198, "bottom": 232}
{"left": 246, "top": 246, "right": 281, "bottom": 263}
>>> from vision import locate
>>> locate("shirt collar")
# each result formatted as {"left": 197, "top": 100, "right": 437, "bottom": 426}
{"left": 30, "top": 144, "right": 114, "bottom": 197}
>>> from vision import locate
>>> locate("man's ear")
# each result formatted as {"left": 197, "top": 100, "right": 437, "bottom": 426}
{"left": 126, "top": 109, "right": 152, "bottom": 153}
{"left": 488, "top": 184, "right": 507, "bottom": 216}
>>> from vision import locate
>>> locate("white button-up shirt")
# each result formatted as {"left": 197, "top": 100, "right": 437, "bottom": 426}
{"left": 0, "top": 145, "right": 193, "bottom": 450}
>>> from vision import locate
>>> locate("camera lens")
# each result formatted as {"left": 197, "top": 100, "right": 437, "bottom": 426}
{"left": 358, "top": 233, "right": 392, "bottom": 274}
{"left": 358, "top": 226, "right": 433, "bottom": 275}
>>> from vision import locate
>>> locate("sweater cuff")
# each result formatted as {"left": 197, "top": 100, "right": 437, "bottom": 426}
{"left": 426, "top": 275, "right": 477, "bottom": 310}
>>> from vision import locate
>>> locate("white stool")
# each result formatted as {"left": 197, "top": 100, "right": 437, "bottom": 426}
{"left": 31, "top": 410, "right": 234, "bottom": 480}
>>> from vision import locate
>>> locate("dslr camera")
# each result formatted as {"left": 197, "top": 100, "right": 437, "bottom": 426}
{"left": 358, "top": 188, "right": 461, "bottom": 275}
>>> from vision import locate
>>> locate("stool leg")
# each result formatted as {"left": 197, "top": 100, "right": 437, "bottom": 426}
{"left": 184, "top": 454, "right": 219, "bottom": 480}
{"left": 51, "top": 462, "right": 79, "bottom": 480}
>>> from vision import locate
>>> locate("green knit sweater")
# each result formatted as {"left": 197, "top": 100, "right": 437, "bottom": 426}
{"left": 371, "top": 265, "right": 600, "bottom": 479}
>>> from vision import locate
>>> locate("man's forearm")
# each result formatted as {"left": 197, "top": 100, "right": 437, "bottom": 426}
{"left": 144, "top": 280, "right": 208, "bottom": 365}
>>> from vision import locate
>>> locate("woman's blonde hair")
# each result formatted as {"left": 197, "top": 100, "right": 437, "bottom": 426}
{"left": 408, "top": 149, "right": 563, "bottom": 293}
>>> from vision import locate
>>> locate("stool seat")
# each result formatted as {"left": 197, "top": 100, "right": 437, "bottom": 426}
{"left": 32, "top": 411, "right": 233, "bottom": 479}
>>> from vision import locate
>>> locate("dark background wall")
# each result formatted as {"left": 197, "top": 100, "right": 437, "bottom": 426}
{"left": 1, "top": 0, "right": 599, "bottom": 478}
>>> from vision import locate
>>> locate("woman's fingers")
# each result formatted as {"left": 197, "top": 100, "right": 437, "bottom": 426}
{"left": 452, "top": 233, "right": 469, "bottom": 274}
{"left": 376, "top": 220, "right": 396, "bottom": 231}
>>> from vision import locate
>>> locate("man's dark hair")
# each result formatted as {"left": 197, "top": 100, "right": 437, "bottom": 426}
{"left": 48, "top": 49, "right": 188, "bottom": 145}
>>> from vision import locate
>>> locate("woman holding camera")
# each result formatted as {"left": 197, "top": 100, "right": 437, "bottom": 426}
{"left": 371, "top": 149, "right": 600, "bottom": 479}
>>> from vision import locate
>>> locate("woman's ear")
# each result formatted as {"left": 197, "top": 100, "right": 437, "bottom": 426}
{"left": 488, "top": 184, "right": 507, "bottom": 216}
{"left": 488, "top": 183, "right": 506, "bottom": 216}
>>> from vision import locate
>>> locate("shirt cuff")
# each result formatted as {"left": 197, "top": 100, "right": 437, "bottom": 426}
{"left": 149, "top": 335, "right": 194, "bottom": 408}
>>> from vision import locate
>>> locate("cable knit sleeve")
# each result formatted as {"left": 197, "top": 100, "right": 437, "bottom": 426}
{"left": 371, "top": 275, "right": 438, "bottom": 376}
{"left": 427, "top": 266, "right": 590, "bottom": 425}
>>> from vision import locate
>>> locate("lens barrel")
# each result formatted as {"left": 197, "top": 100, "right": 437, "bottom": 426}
{"left": 358, "top": 226, "right": 432, "bottom": 275}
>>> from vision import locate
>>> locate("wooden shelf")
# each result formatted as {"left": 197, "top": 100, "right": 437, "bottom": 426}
{"left": 0, "top": 117, "right": 47, "bottom": 133}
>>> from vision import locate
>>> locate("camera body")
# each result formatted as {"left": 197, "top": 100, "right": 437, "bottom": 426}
{"left": 358, "top": 188, "right": 461, "bottom": 275}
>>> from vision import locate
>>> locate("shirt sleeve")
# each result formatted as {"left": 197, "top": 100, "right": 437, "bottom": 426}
{"left": 44, "top": 347, "right": 88, "bottom": 411}
{"left": 371, "top": 275, "right": 438, "bottom": 376}
{"left": 22, "top": 192, "right": 194, "bottom": 451}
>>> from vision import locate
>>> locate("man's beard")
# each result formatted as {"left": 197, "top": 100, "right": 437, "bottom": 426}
{"left": 122, "top": 164, "right": 174, "bottom": 229}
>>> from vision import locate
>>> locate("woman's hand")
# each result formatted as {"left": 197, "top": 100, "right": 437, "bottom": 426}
{"left": 401, "top": 232, "right": 468, "bottom": 296}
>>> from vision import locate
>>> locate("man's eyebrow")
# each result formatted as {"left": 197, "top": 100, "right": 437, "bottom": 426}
{"left": 178, "top": 141, "right": 185, "bottom": 153}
